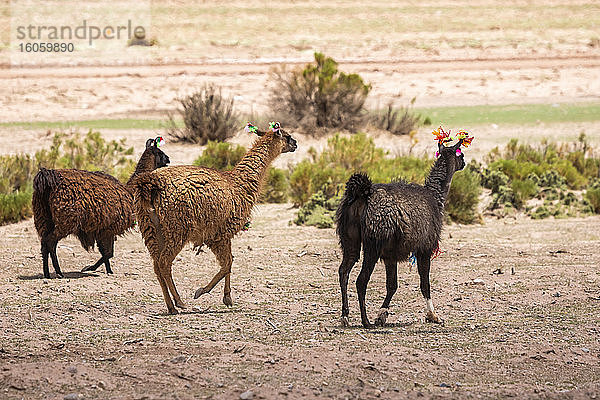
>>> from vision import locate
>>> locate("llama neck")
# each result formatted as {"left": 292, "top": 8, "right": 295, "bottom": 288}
{"left": 126, "top": 150, "right": 154, "bottom": 188}
{"left": 231, "top": 136, "right": 281, "bottom": 204}
{"left": 424, "top": 157, "right": 456, "bottom": 211}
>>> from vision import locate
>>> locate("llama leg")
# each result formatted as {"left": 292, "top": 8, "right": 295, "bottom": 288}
{"left": 41, "top": 240, "right": 51, "bottom": 279}
{"left": 417, "top": 254, "right": 443, "bottom": 325}
{"left": 194, "top": 239, "right": 233, "bottom": 303}
{"left": 82, "top": 256, "right": 104, "bottom": 272}
{"left": 223, "top": 273, "right": 233, "bottom": 307}
{"left": 339, "top": 249, "right": 360, "bottom": 327}
{"left": 375, "top": 258, "right": 398, "bottom": 326}
{"left": 48, "top": 239, "right": 63, "bottom": 278}
{"left": 356, "top": 240, "right": 380, "bottom": 328}
{"left": 154, "top": 260, "right": 177, "bottom": 315}
{"left": 163, "top": 264, "right": 186, "bottom": 309}
{"left": 102, "top": 236, "right": 115, "bottom": 274}
{"left": 83, "top": 235, "right": 116, "bottom": 274}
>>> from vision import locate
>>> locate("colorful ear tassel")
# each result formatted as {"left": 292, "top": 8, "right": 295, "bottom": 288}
{"left": 245, "top": 123, "right": 258, "bottom": 134}
{"left": 433, "top": 127, "right": 474, "bottom": 157}
{"left": 456, "top": 130, "right": 474, "bottom": 147}
{"left": 269, "top": 121, "right": 281, "bottom": 133}
{"left": 432, "top": 126, "right": 452, "bottom": 145}
{"left": 155, "top": 137, "right": 164, "bottom": 147}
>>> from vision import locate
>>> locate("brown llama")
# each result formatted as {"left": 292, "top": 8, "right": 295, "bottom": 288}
{"left": 32, "top": 137, "right": 170, "bottom": 279}
{"left": 133, "top": 123, "right": 297, "bottom": 314}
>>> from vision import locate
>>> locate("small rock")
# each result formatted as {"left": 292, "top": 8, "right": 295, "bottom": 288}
{"left": 552, "top": 292, "right": 561, "bottom": 298}
{"left": 64, "top": 394, "right": 83, "bottom": 400}
{"left": 439, "top": 383, "right": 450, "bottom": 388}
{"left": 98, "top": 381, "right": 106, "bottom": 390}
{"left": 169, "top": 355, "right": 188, "bottom": 364}
{"left": 240, "top": 390, "right": 254, "bottom": 400}
{"left": 472, "top": 278, "right": 485, "bottom": 285}
{"left": 581, "top": 347, "right": 590, "bottom": 353}
{"left": 67, "top": 366, "right": 77, "bottom": 374}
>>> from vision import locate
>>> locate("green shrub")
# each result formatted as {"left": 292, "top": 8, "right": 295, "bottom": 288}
{"left": 294, "top": 190, "right": 341, "bottom": 228}
{"left": 261, "top": 168, "right": 289, "bottom": 203}
{"left": 446, "top": 167, "right": 482, "bottom": 224}
{"left": 166, "top": 84, "right": 239, "bottom": 144}
{"left": 511, "top": 178, "right": 538, "bottom": 208}
{"left": 270, "top": 52, "right": 371, "bottom": 132}
{"left": 372, "top": 101, "right": 421, "bottom": 136}
{"left": 585, "top": 187, "right": 600, "bottom": 214}
{"left": 531, "top": 205, "right": 551, "bottom": 219}
{"left": 0, "top": 188, "right": 33, "bottom": 225}
{"left": 0, "top": 154, "right": 37, "bottom": 193}
{"left": 193, "top": 141, "right": 246, "bottom": 170}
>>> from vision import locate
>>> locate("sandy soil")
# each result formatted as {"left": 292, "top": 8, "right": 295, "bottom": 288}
{"left": 2, "top": 56, "right": 600, "bottom": 122}
{"left": 0, "top": 205, "right": 599, "bottom": 399}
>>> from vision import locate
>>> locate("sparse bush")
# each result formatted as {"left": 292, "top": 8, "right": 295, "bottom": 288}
{"left": 261, "top": 168, "right": 290, "bottom": 203}
{"left": 372, "top": 100, "right": 421, "bottom": 136}
{"left": 294, "top": 189, "right": 341, "bottom": 228}
{"left": 0, "top": 188, "right": 33, "bottom": 225}
{"left": 270, "top": 52, "right": 371, "bottom": 133}
{"left": 446, "top": 167, "right": 482, "bottom": 224}
{"left": 193, "top": 141, "right": 245, "bottom": 170}
{"left": 511, "top": 178, "right": 538, "bottom": 208}
{"left": 166, "top": 84, "right": 239, "bottom": 144}
{"left": 585, "top": 181, "right": 600, "bottom": 214}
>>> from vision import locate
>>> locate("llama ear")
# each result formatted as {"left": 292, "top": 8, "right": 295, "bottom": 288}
{"left": 154, "top": 137, "right": 164, "bottom": 147}
{"left": 245, "top": 122, "right": 266, "bottom": 136}
{"left": 269, "top": 121, "right": 282, "bottom": 137}
{"left": 146, "top": 138, "right": 155, "bottom": 148}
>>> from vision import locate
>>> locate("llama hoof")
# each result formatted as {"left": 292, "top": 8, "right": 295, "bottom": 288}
{"left": 56, "top": 272, "right": 65, "bottom": 279}
{"left": 81, "top": 265, "right": 98, "bottom": 272}
{"left": 167, "top": 308, "right": 179, "bottom": 315}
{"left": 223, "top": 295, "right": 233, "bottom": 307}
{"left": 341, "top": 316, "right": 350, "bottom": 327}
{"left": 426, "top": 311, "right": 444, "bottom": 325}
{"left": 374, "top": 308, "right": 389, "bottom": 326}
{"left": 193, "top": 287, "right": 209, "bottom": 299}
{"left": 175, "top": 300, "right": 186, "bottom": 309}
{"left": 106, "top": 270, "right": 114, "bottom": 275}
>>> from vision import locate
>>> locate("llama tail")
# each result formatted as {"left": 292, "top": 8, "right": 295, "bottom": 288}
{"left": 32, "top": 168, "right": 59, "bottom": 238}
{"left": 341, "top": 173, "right": 372, "bottom": 206}
{"left": 335, "top": 173, "right": 372, "bottom": 238}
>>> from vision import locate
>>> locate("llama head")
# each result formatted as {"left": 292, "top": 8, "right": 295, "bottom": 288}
{"left": 145, "top": 137, "right": 170, "bottom": 169}
{"left": 245, "top": 122, "right": 297, "bottom": 153}
{"left": 437, "top": 141, "right": 465, "bottom": 172}
{"left": 433, "top": 127, "right": 474, "bottom": 172}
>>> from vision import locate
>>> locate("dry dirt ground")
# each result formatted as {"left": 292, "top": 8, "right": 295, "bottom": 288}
{"left": 0, "top": 205, "right": 599, "bottom": 399}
